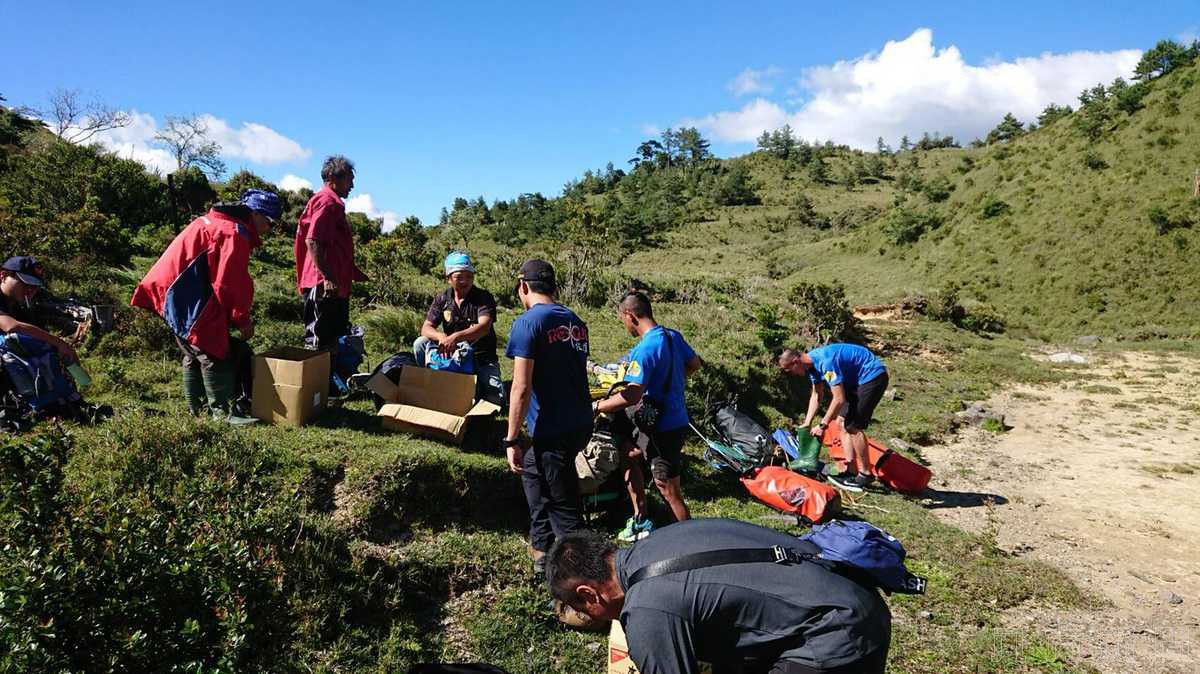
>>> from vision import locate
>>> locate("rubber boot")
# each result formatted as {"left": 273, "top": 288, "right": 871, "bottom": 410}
{"left": 201, "top": 361, "right": 258, "bottom": 426}
{"left": 182, "top": 364, "right": 206, "bottom": 415}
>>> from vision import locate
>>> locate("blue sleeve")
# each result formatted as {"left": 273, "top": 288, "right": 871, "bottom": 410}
{"left": 505, "top": 316, "right": 537, "bottom": 359}
{"left": 677, "top": 332, "right": 696, "bottom": 363}
{"left": 623, "top": 340, "right": 652, "bottom": 386}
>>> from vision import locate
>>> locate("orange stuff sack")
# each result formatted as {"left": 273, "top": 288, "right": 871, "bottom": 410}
{"left": 822, "top": 418, "right": 932, "bottom": 495}
{"left": 741, "top": 466, "right": 841, "bottom": 524}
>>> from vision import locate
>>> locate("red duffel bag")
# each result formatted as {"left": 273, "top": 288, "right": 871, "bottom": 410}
{"left": 822, "top": 418, "right": 932, "bottom": 495}
{"left": 742, "top": 466, "right": 841, "bottom": 524}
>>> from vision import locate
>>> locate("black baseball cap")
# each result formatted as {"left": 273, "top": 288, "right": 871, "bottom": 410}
{"left": 517, "top": 259, "right": 556, "bottom": 286}
{"left": 1, "top": 256, "right": 45, "bottom": 288}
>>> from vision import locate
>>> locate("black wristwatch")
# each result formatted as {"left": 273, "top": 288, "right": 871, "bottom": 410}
{"left": 502, "top": 437, "right": 521, "bottom": 448}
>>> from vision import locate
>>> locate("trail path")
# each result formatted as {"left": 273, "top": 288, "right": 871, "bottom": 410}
{"left": 922, "top": 350, "right": 1200, "bottom": 673}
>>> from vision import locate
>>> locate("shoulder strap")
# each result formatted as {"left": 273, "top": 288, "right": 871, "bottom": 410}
{"left": 626, "top": 545, "right": 825, "bottom": 588}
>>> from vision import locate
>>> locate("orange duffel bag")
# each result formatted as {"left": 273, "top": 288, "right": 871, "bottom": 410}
{"left": 741, "top": 466, "right": 841, "bottom": 524}
{"left": 822, "top": 418, "right": 932, "bottom": 495}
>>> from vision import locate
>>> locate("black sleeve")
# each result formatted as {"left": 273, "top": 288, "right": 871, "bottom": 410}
{"left": 625, "top": 609, "right": 701, "bottom": 674}
{"left": 424, "top": 293, "right": 445, "bottom": 327}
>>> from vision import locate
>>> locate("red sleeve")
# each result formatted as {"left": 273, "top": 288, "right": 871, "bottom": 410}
{"left": 210, "top": 231, "right": 254, "bottom": 330}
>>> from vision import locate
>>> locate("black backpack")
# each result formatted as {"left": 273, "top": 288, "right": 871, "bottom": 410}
{"left": 712, "top": 402, "right": 771, "bottom": 466}
{"left": 368, "top": 351, "right": 419, "bottom": 410}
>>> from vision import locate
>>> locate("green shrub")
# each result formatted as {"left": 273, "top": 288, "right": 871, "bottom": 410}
{"left": 362, "top": 305, "right": 422, "bottom": 357}
{"left": 980, "top": 197, "right": 1011, "bottom": 219}
{"left": 1082, "top": 149, "right": 1108, "bottom": 170}
{"left": 787, "top": 281, "right": 857, "bottom": 344}
{"left": 0, "top": 423, "right": 298, "bottom": 673}
{"left": 960, "top": 303, "right": 1007, "bottom": 334}
{"left": 883, "top": 206, "right": 943, "bottom": 244}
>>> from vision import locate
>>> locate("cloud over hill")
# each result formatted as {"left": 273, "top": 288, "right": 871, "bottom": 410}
{"left": 689, "top": 28, "right": 1142, "bottom": 148}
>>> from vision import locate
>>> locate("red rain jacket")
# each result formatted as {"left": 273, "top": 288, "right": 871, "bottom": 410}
{"left": 131, "top": 209, "right": 260, "bottom": 360}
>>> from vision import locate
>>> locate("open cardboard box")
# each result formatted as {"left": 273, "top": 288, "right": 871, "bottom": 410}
{"left": 367, "top": 366, "right": 500, "bottom": 444}
{"left": 251, "top": 347, "right": 330, "bottom": 427}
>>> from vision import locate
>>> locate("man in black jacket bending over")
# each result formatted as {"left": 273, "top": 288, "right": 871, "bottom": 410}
{"left": 546, "top": 519, "right": 891, "bottom": 674}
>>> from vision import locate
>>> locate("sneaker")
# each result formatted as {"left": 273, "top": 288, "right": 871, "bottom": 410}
{"left": 828, "top": 472, "right": 871, "bottom": 493}
{"left": 617, "top": 516, "right": 654, "bottom": 543}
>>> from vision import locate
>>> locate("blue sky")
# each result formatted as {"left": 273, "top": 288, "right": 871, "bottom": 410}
{"left": 2, "top": 1, "right": 1196, "bottom": 228}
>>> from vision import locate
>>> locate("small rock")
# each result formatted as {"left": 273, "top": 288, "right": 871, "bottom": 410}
{"left": 1160, "top": 591, "right": 1184, "bottom": 605}
{"left": 885, "top": 388, "right": 904, "bottom": 401}
{"left": 918, "top": 611, "right": 934, "bottom": 621}
{"left": 1049, "top": 351, "right": 1089, "bottom": 364}
{"left": 1076, "top": 335, "right": 1102, "bottom": 346}
{"left": 586, "top": 642, "right": 603, "bottom": 652}
{"left": 954, "top": 402, "right": 1006, "bottom": 428}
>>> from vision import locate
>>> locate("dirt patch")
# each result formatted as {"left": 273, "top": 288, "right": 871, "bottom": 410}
{"left": 922, "top": 351, "right": 1200, "bottom": 673}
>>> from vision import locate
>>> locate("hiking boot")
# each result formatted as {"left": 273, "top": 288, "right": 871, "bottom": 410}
{"left": 617, "top": 516, "right": 654, "bottom": 543}
{"left": 529, "top": 546, "right": 547, "bottom": 576}
{"left": 828, "top": 472, "right": 872, "bottom": 493}
{"left": 182, "top": 364, "right": 206, "bottom": 415}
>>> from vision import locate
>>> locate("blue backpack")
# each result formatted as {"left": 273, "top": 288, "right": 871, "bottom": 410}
{"left": 0, "top": 333, "right": 81, "bottom": 411}
{"left": 625, "top": 518, "right": 926, "bottom": 596}
{"left": 800, "top": 520, "right": 926, "bottom": 594}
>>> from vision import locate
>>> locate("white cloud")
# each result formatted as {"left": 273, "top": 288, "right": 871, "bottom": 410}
{"left": 198, "top": 114, "right": 310, "bottom": 164}
{"left": 687, "top": 29, "right": 1141, "bottom": 149}
{"left": 727, "top": 66, "right": 783, "bottom": 97}
{"left": 344, "top": 193, "right": 403, "bottom": 232}
{"left": 78, "top": 110, "right": 310, "bottom": 174}
{"left": 640, "top": 123, "right": 661, "bottom": 137}
{"left": 1180, "top": 26, "right": 1199, "bottom": 46}
{"left": 278, "top": 174, "right": 313, "bottom": 192}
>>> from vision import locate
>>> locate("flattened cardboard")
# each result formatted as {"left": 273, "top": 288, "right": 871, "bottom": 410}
{"left": 251, "top": 347, "right": 329, "bottom": 427}
{"left": 369, "top": 366, "right": 500, "bottom": 444}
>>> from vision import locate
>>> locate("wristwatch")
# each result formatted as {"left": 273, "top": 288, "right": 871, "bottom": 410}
{"left": 502, "top": 437, "right": 521, "bottom": 448}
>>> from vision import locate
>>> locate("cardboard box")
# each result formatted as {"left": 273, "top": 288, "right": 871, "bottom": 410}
{"left": 609, "top": 620, "right": 711, "bottom": 674}
{"left": 367, "top": 366, "right": 500, "bottom": 444}
{"left": 251, "top": 347, "right": 330, "bottom": 427}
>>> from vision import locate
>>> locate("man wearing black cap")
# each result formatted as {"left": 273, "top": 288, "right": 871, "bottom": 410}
{"left": 0, "top": 256, "right": 79, "bottom": 364}
{"left": 503, "top": 259, "right": 593, "bottom": 575}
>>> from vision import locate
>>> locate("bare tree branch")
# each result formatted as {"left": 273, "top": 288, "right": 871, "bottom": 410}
{"left": 153, "top": 114, "right": 226, "bottom": 178}
{"left": 44, "top": 88, "right": 131, "bottom": 145}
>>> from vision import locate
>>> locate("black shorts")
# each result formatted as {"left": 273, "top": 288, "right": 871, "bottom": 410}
{"left": 302, "top": 286, "right": 350, "bottom": 350}
{"left": 612, "top": 411, "right": 687, "bottom": 482}
{"left": 841, "top": 371, "right": 889, "bottom": 431}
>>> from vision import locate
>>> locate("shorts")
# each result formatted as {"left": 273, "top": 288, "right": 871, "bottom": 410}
{"left": 612, "top": 410, "right": 687, "bottom": 482}
{"left": 841, "top": 371, "right": 889, "bottom": 432}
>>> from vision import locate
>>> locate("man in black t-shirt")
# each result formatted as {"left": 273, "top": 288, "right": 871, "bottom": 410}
{"left": 547, "top": 519, "right": 891, "bottom": 674}
{"left": 0, "top": 256, "right": 78, "bottom": 364}
{"left": 414, "top": 251, "right": 503, "bottom": 405}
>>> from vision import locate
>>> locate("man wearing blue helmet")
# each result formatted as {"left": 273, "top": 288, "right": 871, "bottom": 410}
{"left": 133, "top": 189, "right": 281, "bottom": 422}
{"left": 414, "top": 251, "right": 504, "bottom": 404}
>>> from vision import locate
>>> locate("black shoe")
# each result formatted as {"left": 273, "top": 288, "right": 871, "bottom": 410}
{"left": 829, "top": 472, "right": 873, "bottom": 493}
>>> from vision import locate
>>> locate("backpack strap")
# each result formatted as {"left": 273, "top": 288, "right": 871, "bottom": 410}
{"left": 626, "top": 545, "right": 831, "bottom": 588}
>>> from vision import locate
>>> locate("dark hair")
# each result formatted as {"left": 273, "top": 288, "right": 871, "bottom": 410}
{"left": 546, "top": 530, "right": 616, "bottom": 604}
{"left": 211, "top": 202, "right": 252, "bottom": 221}
{"left": 777, "top": 347, "right": 802, "bottom": 365}
{"left": 524, "top": 279, "right": 556, "bottom": 295}
{"left": 619, "top": 290, "right": 653, "bottom": 319}
{"left": 321, "top": 155, "right": 355, "bottom": 183}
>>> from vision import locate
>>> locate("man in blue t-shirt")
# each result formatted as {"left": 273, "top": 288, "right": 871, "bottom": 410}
{"left": 778, "top": 343, "right": 889, "bottom": 493}
{"left": 594, "top": 291, "right": 703, "bottom": 540}
{"left": 504, "top": 259, "right": 593, "bottom": 574}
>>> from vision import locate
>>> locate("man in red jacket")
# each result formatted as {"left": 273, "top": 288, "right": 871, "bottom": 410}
{"left": 132, "top": 189, "right": 281, "bottom": 420}
{"left": 294, "top": 155, "right": 368, "bottom": 351}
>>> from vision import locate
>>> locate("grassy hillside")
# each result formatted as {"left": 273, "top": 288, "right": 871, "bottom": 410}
{"left": 6, "top": 45, "right": 1200, "bottom": 674}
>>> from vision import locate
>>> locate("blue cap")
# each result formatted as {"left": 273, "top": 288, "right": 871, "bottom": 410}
{"left": 2, "top": 256, "right": 45, "bottom": 288}
{"left": 444, "top": 251, "right": 476, "bottom": 276}
{"left": 240, "top": 189, "right": 283, "bottom": 221}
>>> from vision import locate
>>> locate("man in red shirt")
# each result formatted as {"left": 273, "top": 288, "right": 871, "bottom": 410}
{"left": 294, "top": 155, "right": 368, "bottom": 350}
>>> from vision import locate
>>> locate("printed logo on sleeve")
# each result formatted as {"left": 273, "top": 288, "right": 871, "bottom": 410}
{"left": 627, "top": 360, "right": 642, "bottom": 378}
{"left": 823, "top": 371, "right": 836, "bottom": 383}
